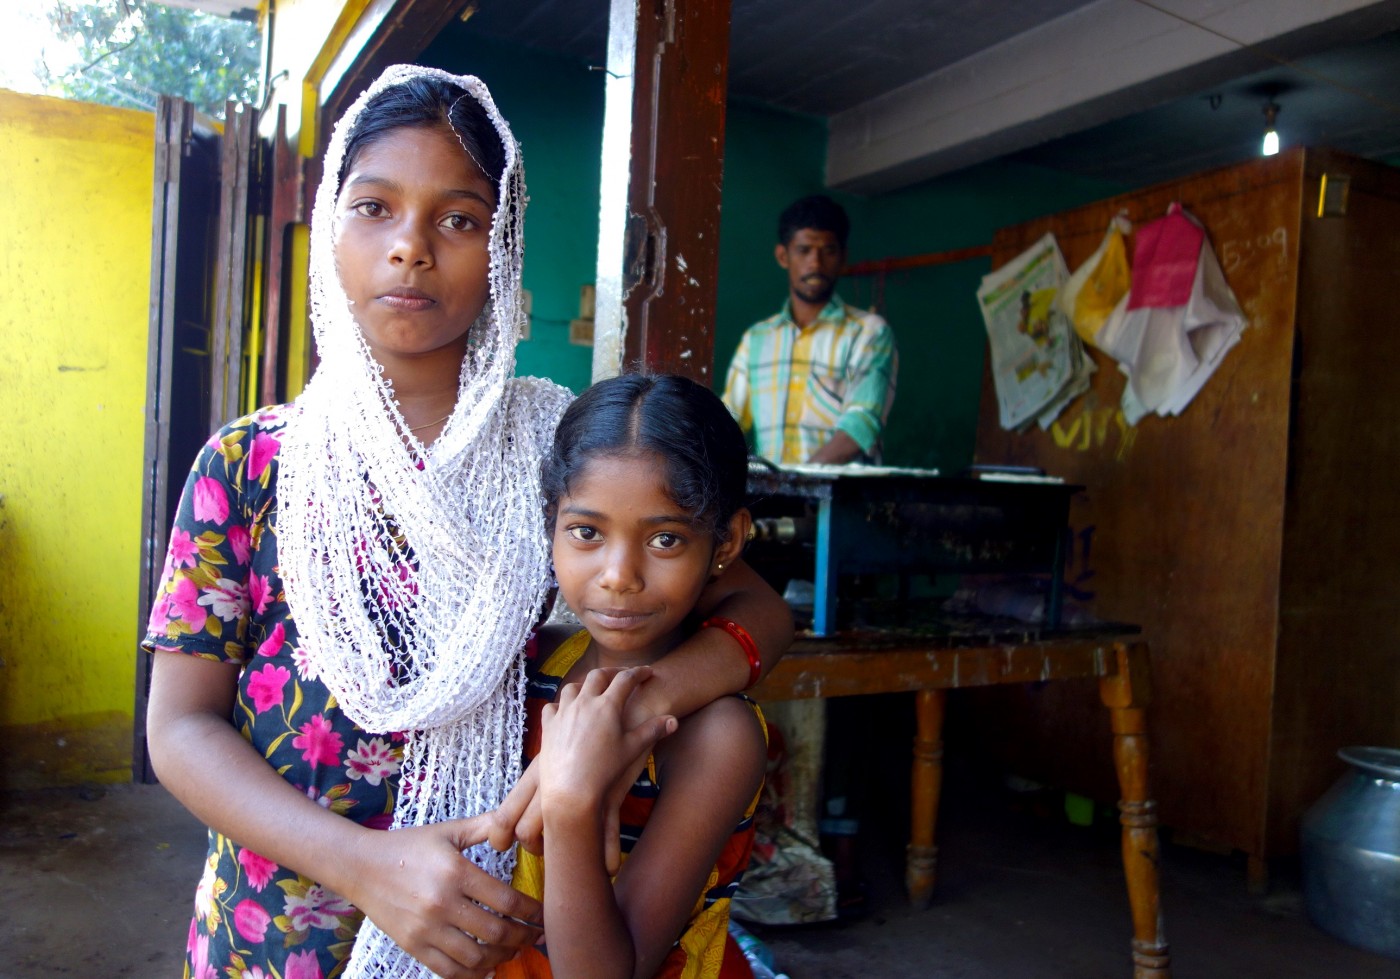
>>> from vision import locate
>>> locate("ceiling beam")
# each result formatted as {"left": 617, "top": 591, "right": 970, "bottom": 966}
{"left": 827, "top": 0, "right": 1400, "bottom": 193}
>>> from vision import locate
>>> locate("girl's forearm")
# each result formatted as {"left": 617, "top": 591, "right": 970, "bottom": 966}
{"left": 541, "top": 807, "right": 635, "bottom": 979}
{"left": 641, "top": 558, "right": 792, "bottom": 719}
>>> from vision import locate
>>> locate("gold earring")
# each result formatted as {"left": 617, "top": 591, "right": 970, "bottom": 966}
{"left": 716, "top": 562, "right": 725, "bottom": 573}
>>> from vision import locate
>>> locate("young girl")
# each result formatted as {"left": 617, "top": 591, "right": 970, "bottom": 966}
{"left": 499, "top": 373, "right": 769, "bottom": 979}
{"left": 142, "top": 66, "right": 790, "bottom": 979}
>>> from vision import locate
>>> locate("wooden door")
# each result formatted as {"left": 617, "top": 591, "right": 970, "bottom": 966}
{"left": 1267, "top": 151, "right": 1400, "bottom": 856}
{"left": 132, "top": 98, "right": 257, "bottom": 781}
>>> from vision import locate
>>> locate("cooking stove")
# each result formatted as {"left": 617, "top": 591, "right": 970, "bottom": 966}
{"left": 744, "top": 462, "right": 1079, "bottom": 636}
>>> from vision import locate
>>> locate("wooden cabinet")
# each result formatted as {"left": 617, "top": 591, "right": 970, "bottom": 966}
{"left": 965, "top": 148, "right": 1400, "bottom": 876}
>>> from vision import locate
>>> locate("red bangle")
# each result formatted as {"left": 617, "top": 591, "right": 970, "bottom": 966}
{"left": 702, "top": 616, "right": 762, "bottom": 690}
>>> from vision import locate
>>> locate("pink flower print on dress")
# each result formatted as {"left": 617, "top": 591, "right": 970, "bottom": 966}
{"left": 198, "top": 578, "right": 249, "bottom": 622}
{"left": 293, "top": 714, "right": 344, "bottom": 768}
{"left": 248, "top": 431, "right": 281, "bottom": 480}
{"left": 168, "top": 528, "right": 200, "bottom": 569}
{"left": 246, "top": 664, "right": 291, "bottom": 714}
{"left": 192, "top": 476, "right": 230, "bottom": 524}
{"left": 248, "top": 573, "right": 273, "bottom": 616}
{"left": 237, "top": 846, "right": 278, "bottom": 891}
{"left": 150, "top": 591, "right": 174, "bottom": 631}
{"left": 377, "top": 562, "right": 419, "bottom": 611}
{"left": 363, "top": 811, "right": 394, "bottom": 830}
{"left": 345, "top": 737, "right": 400, "bottom": 786}
{"left": 283, "top": 884, "right": 354, "bottom": 932}
{"left": 234, "top": 898, "right": 273, "bottom": 943}
{"left": 190, "top": 933, "right": 217, "bottom": 979}
{"left": 255, "top": 621, "right": 285, "bottom": 658}
{"left": 227, "top": 524, "right": 252, "bottom": 564}
{"left": 283, "top": 948, "right": 325, "bottom": 979}
{"left": 168, "top": 578, "right": 208, "bottom": 633}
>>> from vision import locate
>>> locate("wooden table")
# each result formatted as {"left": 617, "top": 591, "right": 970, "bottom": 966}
{"left": 750, "top": 629, "right": 1171, "bottom": 979}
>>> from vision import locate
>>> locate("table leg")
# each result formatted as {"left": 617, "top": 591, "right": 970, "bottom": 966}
{"left": 812, "top": 499, "right": 835, "bottom": 636}
{"left": 1099, "top": 643, "right": 1171, "bottom": 978}
{"left": 907, "top": 688, "right": 946, "bottom": 907}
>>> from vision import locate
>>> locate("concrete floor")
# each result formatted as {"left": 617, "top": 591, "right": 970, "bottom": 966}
{"left": 4, "top": 768, "right": 1400, "bottom": 978}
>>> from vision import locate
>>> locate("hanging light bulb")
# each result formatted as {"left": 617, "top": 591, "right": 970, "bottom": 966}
{"left": 1262, "top": 101, "right": 1281, "bottom": 156}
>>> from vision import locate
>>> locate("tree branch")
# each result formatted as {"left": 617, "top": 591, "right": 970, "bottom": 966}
{"left": 75, "top": 35, "right": 140, "bottom": 76}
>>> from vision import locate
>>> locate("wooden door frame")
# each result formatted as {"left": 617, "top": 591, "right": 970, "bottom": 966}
{"left": 594, "top": 0, "right": 733, "bottom": 384}
{"left": 291, "top": 0, "right": 736, "bottom": 387}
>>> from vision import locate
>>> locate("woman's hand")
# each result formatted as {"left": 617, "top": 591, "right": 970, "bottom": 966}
{"left": 343, "top": 815, "right": 543, "bottom": 979}
{"left": 146, "top": 652, "right": 539, "bottom": 979}
{"left": 488, "top": 762, "right": 543, "bottom": 853}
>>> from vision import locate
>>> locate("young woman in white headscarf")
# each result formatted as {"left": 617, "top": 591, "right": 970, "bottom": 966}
{"left": 143, "top": 65, "right": 791, "bottom": 979}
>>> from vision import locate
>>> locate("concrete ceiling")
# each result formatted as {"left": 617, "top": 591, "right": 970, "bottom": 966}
{"left": 460, "top": 0, "right": 1400, "bottom": 193}
{"left": 461, "top": 0, "right": 1093, "bottom": 115}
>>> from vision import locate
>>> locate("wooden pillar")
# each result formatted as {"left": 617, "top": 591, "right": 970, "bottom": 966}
{"left": 593, "top": 0, "right": 733, "bottom": 383}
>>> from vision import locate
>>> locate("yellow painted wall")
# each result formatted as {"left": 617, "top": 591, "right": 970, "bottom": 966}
{"left": 0, "top": 90, "right": 153, "bottom": 788}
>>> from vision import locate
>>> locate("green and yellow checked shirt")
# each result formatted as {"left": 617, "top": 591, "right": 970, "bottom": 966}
{"left": 722, "top": 296, "right": 898, "bottom": 464}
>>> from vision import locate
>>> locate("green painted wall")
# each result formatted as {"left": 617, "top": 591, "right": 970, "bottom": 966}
{"left": 421, "top": 34, "right": 1125, "bottom": 469}
{"left": 712, "top": 97, "right": 834, "bottom": 365}
{"left": 0, "top": 91, "right": 153, "bottom": 789}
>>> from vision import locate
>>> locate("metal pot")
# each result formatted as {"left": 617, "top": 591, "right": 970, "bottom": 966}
{"left": 1301, "top": 746, "right": 1400, "bottom": 959}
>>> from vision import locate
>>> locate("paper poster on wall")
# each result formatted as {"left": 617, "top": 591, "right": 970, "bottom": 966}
{"left": 977, "top": 233, "right": 1089, "bottom": 430}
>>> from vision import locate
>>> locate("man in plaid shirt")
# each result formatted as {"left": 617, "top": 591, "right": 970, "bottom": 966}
{"left": 721, "top": 196, "right": 899, "bottom": 919}
{"left": 722, "top": 195, "right": 898, "bottom": 464}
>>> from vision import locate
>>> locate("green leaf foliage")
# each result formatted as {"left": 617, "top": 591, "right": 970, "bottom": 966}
{"left": 42, "top": 0, "right": 260, "bottom": 119}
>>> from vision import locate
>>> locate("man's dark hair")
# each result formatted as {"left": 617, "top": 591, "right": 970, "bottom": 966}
{"left": 777, "top": 194, "right": 850, "bottom": 249}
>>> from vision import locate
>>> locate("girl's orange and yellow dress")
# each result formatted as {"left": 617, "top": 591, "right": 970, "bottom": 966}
{"left": 498, "top": 631, "right": 766, "bottom": 979}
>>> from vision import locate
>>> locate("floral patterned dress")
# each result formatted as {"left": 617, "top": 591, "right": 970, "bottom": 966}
{"left": 144, "top": 405, "right": 405, "bottom": 979}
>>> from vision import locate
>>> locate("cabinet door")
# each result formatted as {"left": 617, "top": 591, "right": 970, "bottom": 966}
{"left": 963, "top": 152, "right": 1305, "bottom": 858}
{"left": 1268, "top": 150, "right": 1400, "bottom": 857}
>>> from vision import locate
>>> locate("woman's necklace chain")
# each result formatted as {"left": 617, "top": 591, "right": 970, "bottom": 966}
{"left": 406, "top": 412, "right": 452, "bottom": 433}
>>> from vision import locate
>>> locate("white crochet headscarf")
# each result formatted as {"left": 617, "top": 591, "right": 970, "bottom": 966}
{"left": 278, "top": 64, "right": 570, "bottom": 978}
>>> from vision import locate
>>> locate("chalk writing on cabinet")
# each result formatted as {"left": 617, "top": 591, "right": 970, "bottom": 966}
{"left": 1051, "top": 406, "right": 1137, "bottom": 461}
{"left": 1219, "top": 226, "right": 1288, "bottom": 276}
